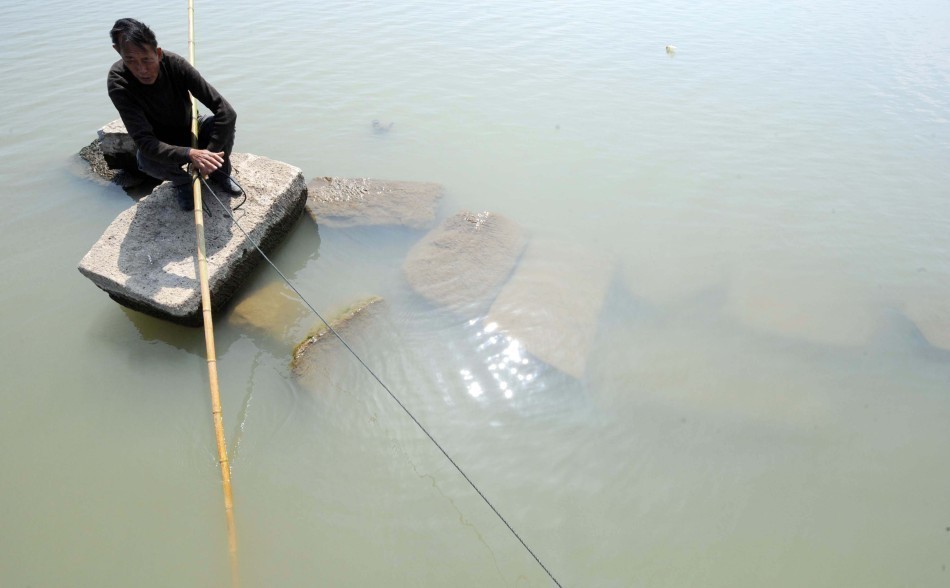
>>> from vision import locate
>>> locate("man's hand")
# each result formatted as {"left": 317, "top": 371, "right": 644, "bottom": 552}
{"left": 188, "top": 148, "right": 225, "bottom": 177}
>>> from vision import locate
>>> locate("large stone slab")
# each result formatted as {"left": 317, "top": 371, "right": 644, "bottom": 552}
{"left": 305, "top": 177, "right": 443, "bottom": 229}
{"left": 403, "top": 211, "right": 527, "bottom": 312}
{"left": 78, "top": 153, "right": 307, "bottom": 326}
{"left": 97, "top": 119, "right": 137, "bottom": 170}
{"left": 486, "top": 240, "right": 614, "bottom": 379}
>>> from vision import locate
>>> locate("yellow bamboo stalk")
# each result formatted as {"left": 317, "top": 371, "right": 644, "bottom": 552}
{"left": 188, "top": 2, "right": 239, "bottom": 586}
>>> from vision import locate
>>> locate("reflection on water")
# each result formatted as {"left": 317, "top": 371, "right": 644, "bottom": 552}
{"left": 466, "top": 320, "right": 542, "bottom": 401}
{"left": 2, "top": 0, "right": 950, "bottom": 586}
{"left": 479, "top": 321, "right": 535, "bottom": 399}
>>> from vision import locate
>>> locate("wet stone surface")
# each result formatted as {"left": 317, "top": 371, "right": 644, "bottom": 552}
{"left": 403, "top": 211, "right": 527, "bottom": 313}
{"left": 487, "top": 240, "right": 614, "bottom": 379}
{"left": 291, "top": 296, "right": 386, "bottom": 375}
{"left": 229, "top": 279, "right": 312, "bottom": 345}
{"left": 305, "top": 176, "right": 442, "bottom": 229}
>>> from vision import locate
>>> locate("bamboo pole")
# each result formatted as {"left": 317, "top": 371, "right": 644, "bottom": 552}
{"left": 188, "top": 2, "right": 239, "bottom": 586}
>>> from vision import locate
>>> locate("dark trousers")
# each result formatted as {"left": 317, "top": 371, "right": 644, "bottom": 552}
{"left": 136, "top": 114, "right": 235, "bottom": 186}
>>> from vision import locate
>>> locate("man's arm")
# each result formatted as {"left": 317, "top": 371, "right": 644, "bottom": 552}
{"left": 108, "top": 81, "right": 192, "bottom": 164}
{"left": 175, "top": 57, "right": 237, "bottom": 154}
{"left": 109, "top": 85, "right": 224, "bottom": 176}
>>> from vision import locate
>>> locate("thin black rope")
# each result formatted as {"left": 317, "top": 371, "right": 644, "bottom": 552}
{"left": 200, "top": 176, "right": 564, "bottom": 588}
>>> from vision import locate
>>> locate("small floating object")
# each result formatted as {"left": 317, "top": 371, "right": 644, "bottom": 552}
{"left": 665, "top": 45, "right": 677, "bottom": 55}
{"left": 371, "top": 119, "right": 394, "bottom": 133}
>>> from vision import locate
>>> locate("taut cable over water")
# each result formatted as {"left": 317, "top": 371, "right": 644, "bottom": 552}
{"left": 198, "top": 176, "right": 564, "bottom": 587}
{"left": 179, "top": 4, "right": 555, "bottom": 583}
{"left": 187, "top": 2, "right": 240, "bottom": 586}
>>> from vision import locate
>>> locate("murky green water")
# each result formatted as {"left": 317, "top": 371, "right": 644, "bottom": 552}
{"left": 2, "top": 1, "right": 949, "bottom": 586}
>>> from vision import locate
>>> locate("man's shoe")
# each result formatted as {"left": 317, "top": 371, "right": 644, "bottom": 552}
{"left": 175, "top": 184, "right": 195, "bottom": 211}
{"left": 211, "top": 170, "right": 242, "bottom": 196}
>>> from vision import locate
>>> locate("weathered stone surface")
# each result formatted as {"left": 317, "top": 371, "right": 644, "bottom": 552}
{"left": 78, "top": 139, "right": 149, "bottom": 187}
{"left": 305, "top": 177, "right": 443, "bottom": 229}
{"left": 403, "top": 211, "right": 527, "bottom": 312}
{"left": 78, "top": 153, "right": 307, "bottom": 326}
{"left": 97, "top": 119, "right": 137, "bottom": 170}
{"left": 291, "top": 296, "right": 385, "bottom": 375}
{"left": 486, "top": 240, "right": 614, "bottom": 379}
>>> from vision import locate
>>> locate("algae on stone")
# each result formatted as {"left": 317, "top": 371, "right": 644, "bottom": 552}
{"left": 291, "top": 296, "right": 385, "bottom": 374}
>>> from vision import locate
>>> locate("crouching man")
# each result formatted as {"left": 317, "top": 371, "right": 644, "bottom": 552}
{"left": 107, "top": 17, "right": 240, "bottom": 211}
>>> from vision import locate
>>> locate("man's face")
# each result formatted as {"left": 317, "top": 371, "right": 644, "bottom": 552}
{"left": 115, "top": 40, "right": 162, "bottom": 85}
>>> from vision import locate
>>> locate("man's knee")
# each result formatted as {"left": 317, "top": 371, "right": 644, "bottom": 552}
{"left": 197, "top": 115, "right": 236, "bottom": 152}
{"left": 136, "top": 150, "right": 189, "bottom": 184}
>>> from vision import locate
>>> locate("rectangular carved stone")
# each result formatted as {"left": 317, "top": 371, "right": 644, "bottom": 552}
{"left": 306, "top": 177, "right": 442, "bottom": 229}
{"left": 78, "top": 153, "right": 307, "bottom": 326}
{"left": 486, "top": 240, "right": 613, "bottom": 379}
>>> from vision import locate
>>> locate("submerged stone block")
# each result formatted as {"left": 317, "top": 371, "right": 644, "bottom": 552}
{"left": 615, "top": 205, "right": 745, "bottom": 307}
{"left": 403, "top": 211, "right": 527, "bottom": 312}
{"left": 621, "top": 252, "right": 727, "bottom": 307}
{"left": 486, "top": 240, "right": 614, "bottom": 379}
{"left": 726, "top": 264, "right": 879, "bottom": 347}
{"left": 305, "top": 177, "right": 443, "bottom": 229}
{"left": 78, "top": 153, "right": 307, "bottom": 326}
{"left": 229, "top": 279, "right": 311, "bottom": 344}
{"left": 291, "top": 296, "right": 385, "bottom": 375}
{"left": 903, "top": 292, "right": 950, "bottom": 351}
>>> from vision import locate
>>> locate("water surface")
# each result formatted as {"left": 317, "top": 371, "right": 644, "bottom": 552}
{"left": 1, "top": 1, "right": 949, "bottom": 586}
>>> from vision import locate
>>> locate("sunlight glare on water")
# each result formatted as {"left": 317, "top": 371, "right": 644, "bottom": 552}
{"left": 1, "top": 0, "right": 949, "bottom": 586}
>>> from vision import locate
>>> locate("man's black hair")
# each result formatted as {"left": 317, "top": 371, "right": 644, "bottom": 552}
{"left": 110, "top": 18, "right": 158, "bottom": 51}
